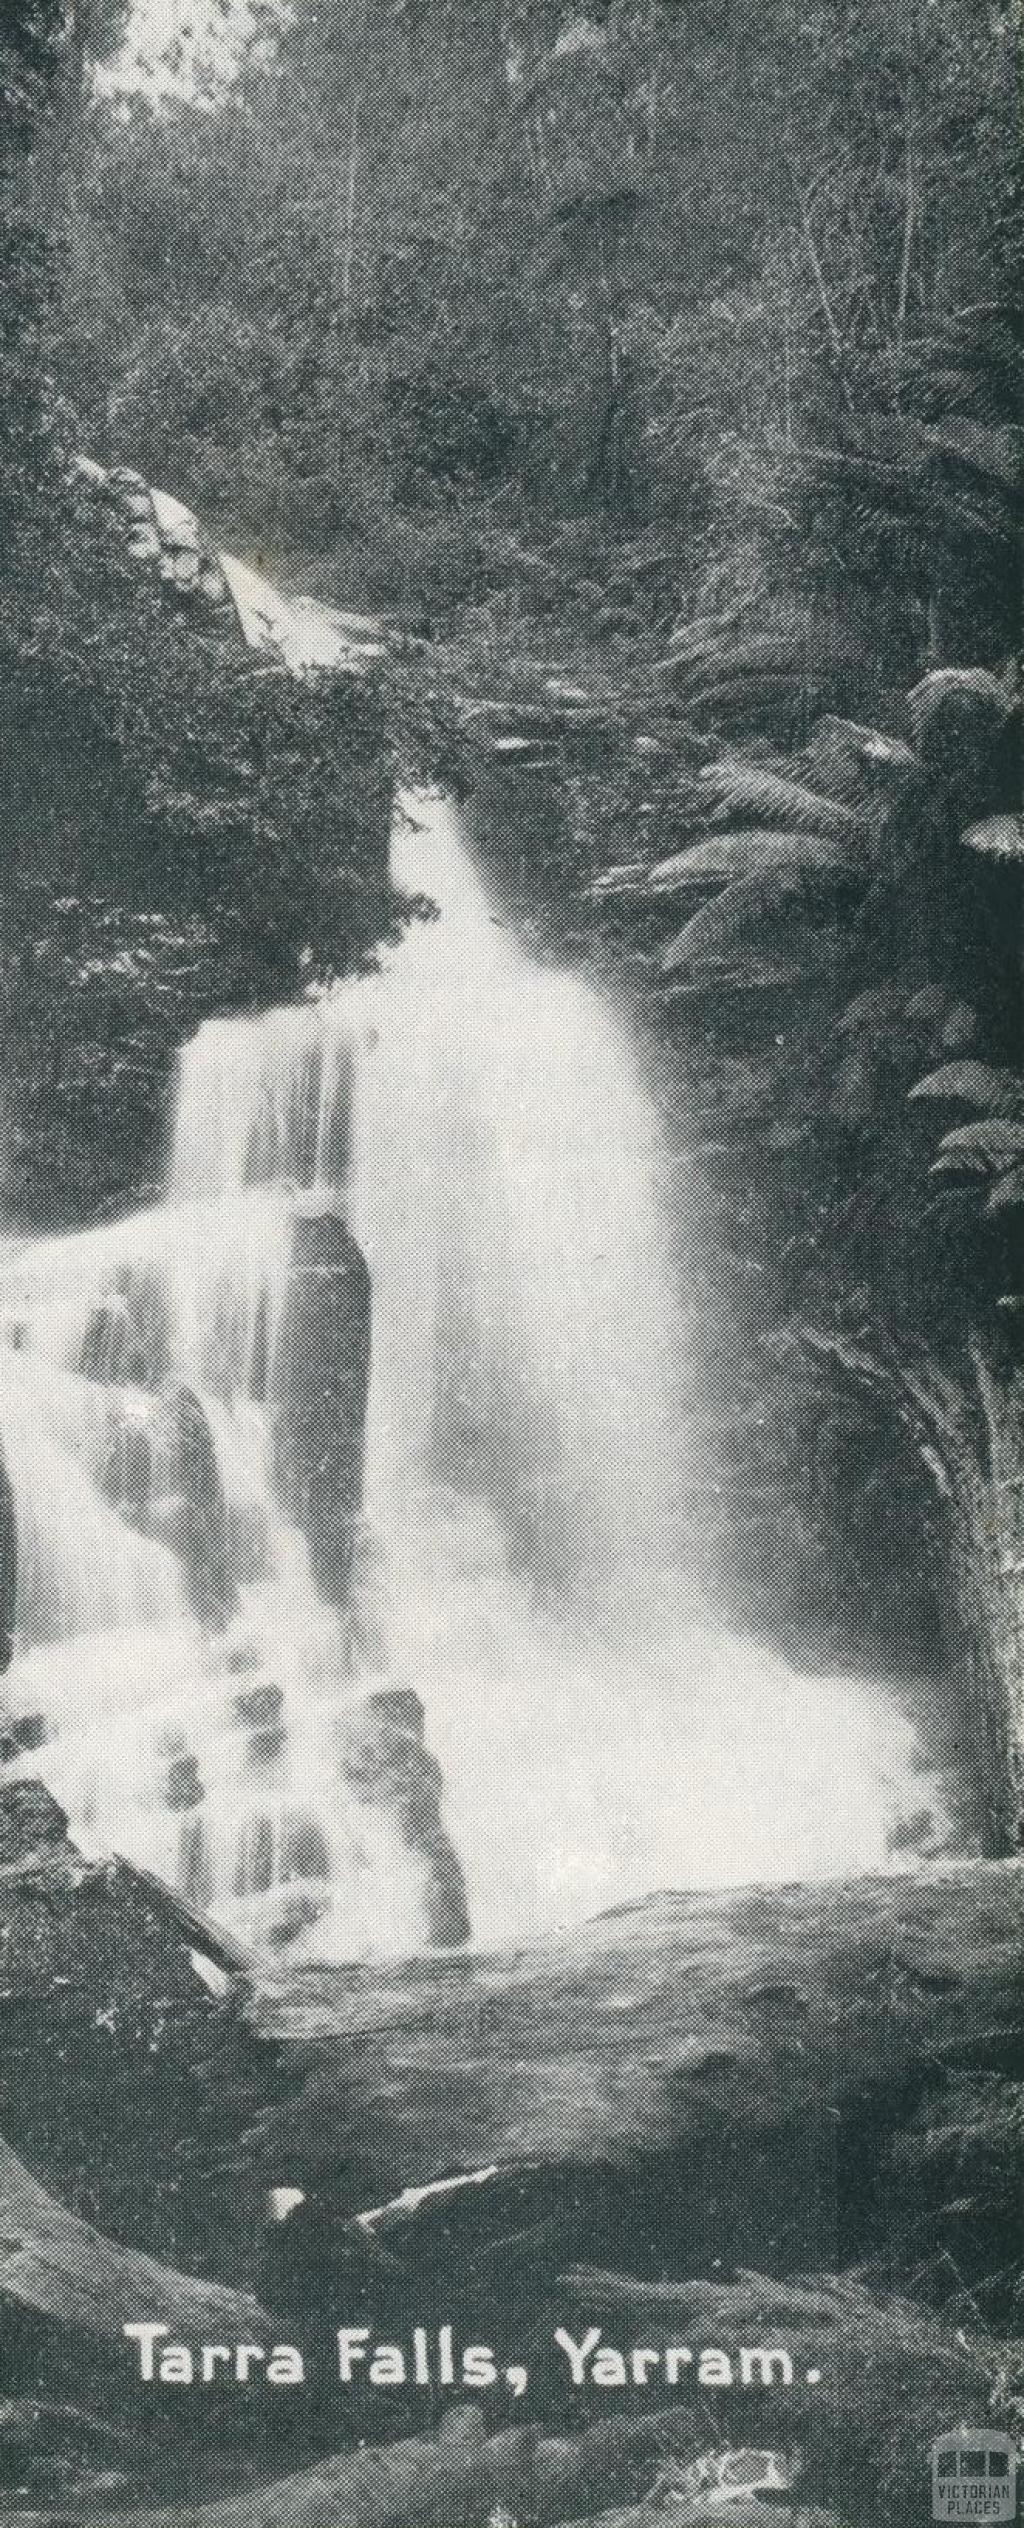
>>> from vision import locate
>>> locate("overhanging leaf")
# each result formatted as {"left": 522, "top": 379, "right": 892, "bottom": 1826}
{"left": 813, "top": 716, "right": 917, "bottom": 772}
{"left": 961, "top": 813, "right": 1024, "bottom": 861}
{"left": 930, "top": 1119, "right": 1024, "bottom": 1177}
{"left": 699, "top": 755, "right": 863, "bottom": 836}
{"left": 909, "top": 1063, "right": 1024, "bottom": 1117}
{"left": 987, "top": 1164, "right": 1024, "bottom": 1213}
{"left": 661, "top": 861, "right": 851, "bottom": 976}
{"left": 918, "top": 417, "right": 1022, "bottom": 494}
{"left": 647, "top": 830, "right": 859, "bottom": 894}
{"left": 908, "top": 666, "right": 1016, "bottom": 742}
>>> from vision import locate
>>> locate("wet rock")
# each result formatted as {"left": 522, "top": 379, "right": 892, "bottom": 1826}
{"left": 341, "top": 1689, "right": 470, "bottom": 1949}
{"left": 233, "top": 1683, "right": 284, "bottom": 1730}
{"left": 99, "top": 1377, "right": 235, "bottom": 1623}
{"left": 234, "top": 1813, "right": 276, "bottom": 1898}
{"left": 271, "top": 1208, "right": 371, "bottom": 1605}
{"left": 233, "top": 1683, "right": 287, "bottom": 1767}
{"left": 265, "top": 1886, "right": 328, "bottom": 1947}
{"left": 153, "top": 1382, "right": 236, "bottom": 1628}
{"left": 280, "top": 1813, "right": 329, "bottom": 1881}
{"left": 0, "top": 1777, "right": 70, "bottom": 1868}
{"left": 8, "top": 1711, "right": 47, "bottom": 1753}
{"left": 164, "top": 1752, "right": 204, "bottom": 1812}
{"left": 247, "top": 1725, "right": 287, "bottom": 1766}
{"left": 80, "top": 1270, "right": 168, "bottom": 1387}
{"left": 99, "top": 1400, "right": 152, "bottom": 1525}
{"left": 178, "top": 1812, "right": 214, "bottom": 1910}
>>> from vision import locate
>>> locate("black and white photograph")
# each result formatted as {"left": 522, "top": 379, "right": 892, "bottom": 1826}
{"left": 0, "top": 1, "right": 1020, "bottom": 2520}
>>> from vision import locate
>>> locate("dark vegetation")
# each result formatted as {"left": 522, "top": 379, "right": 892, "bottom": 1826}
{"left": 0, "top": 6, "right": 1021, "bottom": 2525}
{"left": 0, "top": 0, "right": 400, "bottom": 1230}
{"left": 45, "top": 0, "right": 1022, "bottom": 1818}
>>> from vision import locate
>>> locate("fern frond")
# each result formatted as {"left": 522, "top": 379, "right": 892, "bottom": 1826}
{"left": 659, "top": 961, "right": 806, "bottom": 998}
{"left": 909, "top": 1063, "right": 1024, "bottom": 1117}
{"left": 589, "top": 862, "right": 655, "bottom": 901}
{"left": 902, "top": 985, "right": 949, "bottom": 1028}
{"left": 987, "top": 1164, "right": 1024, "bottom": 1214}
{"left": 813, "top": 717, "right": 916, "bottom": 773}
{"left": 908, "top": 667, "right": 1016, "bottom": 741}
{"left": 699, "top": 756, "right": 863, "bottom": 836}
{"left": 961, "top": 813, "right": 1024, "bottom": 861}
{"left": 648, "top": 830, "right": 858, "bottom": 894}
{"left": 941, "top": 1002, "right": 978, "bottom": 1052}
{"left": 685, "top": 672, "right": 819, "bottom": 714}
{"left": 917, "top": 418, "right": 1022, "bottom": 495}
{"left": 661, "top": 861, "right": 850, "bottom": 976}
{"left": 930, "top": 1120, "right": 1024, "bottom": 1177}
{"left": 836, "top": 986, "right": 906, "bottom": 1038}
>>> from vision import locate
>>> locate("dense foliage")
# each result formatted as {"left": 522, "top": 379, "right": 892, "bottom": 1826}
{"left": 0, "top": 0, "right": 401, "bottom": 1228}
{"left": 6, "top": 0, "right": 1023, "bottom": 1749}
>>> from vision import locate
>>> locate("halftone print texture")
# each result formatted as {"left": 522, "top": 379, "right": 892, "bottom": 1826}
{"left": 0, "top": 1, "right": 1020, "bottom": 2522}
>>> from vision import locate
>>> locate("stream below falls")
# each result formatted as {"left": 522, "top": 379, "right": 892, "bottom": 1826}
{"left": 0, "top": 794, "right": 950, "bottom": 1959}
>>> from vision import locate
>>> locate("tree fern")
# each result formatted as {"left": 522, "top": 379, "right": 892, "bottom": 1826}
{"left": 986, "top": 1164, "right": 1024, "bottom": 1214}
{"left": 647, "top": 830, "right": 859, "bottom": 895}
{"left": 930, "top": 1120, "right": 1024, "bottom": 1177}
{"left": 961, "top": 812, "right": 1024, "bottom": 861}
{"left": 909, "top": 1063, "right": 1024, "bottom": 1118}
{"left": 699, "top": 756, "right": 865, "bottom": 837}
{"left": 661, "top": 860, "right": 851, "bottom": 978}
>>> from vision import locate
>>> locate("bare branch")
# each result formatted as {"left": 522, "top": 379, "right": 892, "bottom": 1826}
{"left": 784, "top": 156, "right": 855, "bottom": 411}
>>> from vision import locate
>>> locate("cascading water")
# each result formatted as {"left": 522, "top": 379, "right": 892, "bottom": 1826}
{"left": 0, "top": 794, "right": 946, "bottom": 1957}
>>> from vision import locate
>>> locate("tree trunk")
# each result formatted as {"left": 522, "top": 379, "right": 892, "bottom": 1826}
{"left": 793, "top": 1323, "right": 1024, "bottom": 1849}
{"left": 946, "top": 1354, "right": 1024, "bottom": 1848}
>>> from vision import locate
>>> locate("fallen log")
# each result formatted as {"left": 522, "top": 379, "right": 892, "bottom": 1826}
{"left": 249, "top": 1859, "right": 1024, "bottom": 2327}
{"left": 251, "top": 1859, "right": 1024, "bottom": 2183}
{"left": 1, "top": 1828, "right": 1020, "bottom": 2524}
{"left": 0, "top": 2135, "right": 274, "bottom": 2343}
{"left": 7, "top": 2402, "right": 708, "bottom": 2528}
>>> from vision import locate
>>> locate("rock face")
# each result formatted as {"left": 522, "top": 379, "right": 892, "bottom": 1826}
{"left": 153, "top": 1380, "right": 236, "bottom": 1627}
{"left": 79, "top": 1267, "right": 169, "bottom": 1388}
{"left": 0, "top": 1778, "right": 278, "bottom": 2270}
{"left": 340, "top": 1688, "right": 471, "bottom": 1948}
{"left": 0, "top": 1776, "right": 67, "bottom": 1868}
{"left": 97, "top": 1379, "right": 236, "bottom": 1627}
{"left": 271, "top": 1208, "right": 372, "bottom": 1605}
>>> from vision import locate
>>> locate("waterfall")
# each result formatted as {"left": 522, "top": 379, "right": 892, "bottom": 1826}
{"left": 0, "top": 794, "right": 945, "bottom": 1957}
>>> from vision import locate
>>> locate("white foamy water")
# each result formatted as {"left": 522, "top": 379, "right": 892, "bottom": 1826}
{"left": 0, "top": 794, "right": 943, "bottom": 1955}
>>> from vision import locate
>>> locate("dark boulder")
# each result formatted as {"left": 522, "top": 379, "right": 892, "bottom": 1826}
{"left": 0, "top": 1777, "right": 69, "bottom": 1869}
{"left": 79, "top": 1268, "right": 168, "bottom": 1388}
{"left": 271, "top": 1207, "right": 371, "bottom": 1605}
{"left": 96, "top": 1380, "right": 235, "bottom": 1626}
{"left": 98, "top": 1400, "right": 152, "bottom": 1526}
{"left": 152, "top": 1381, "right": 235, "bottom": 1628}
{"left": 340, "top": 1688, "right": 470, "bottom": 1949}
